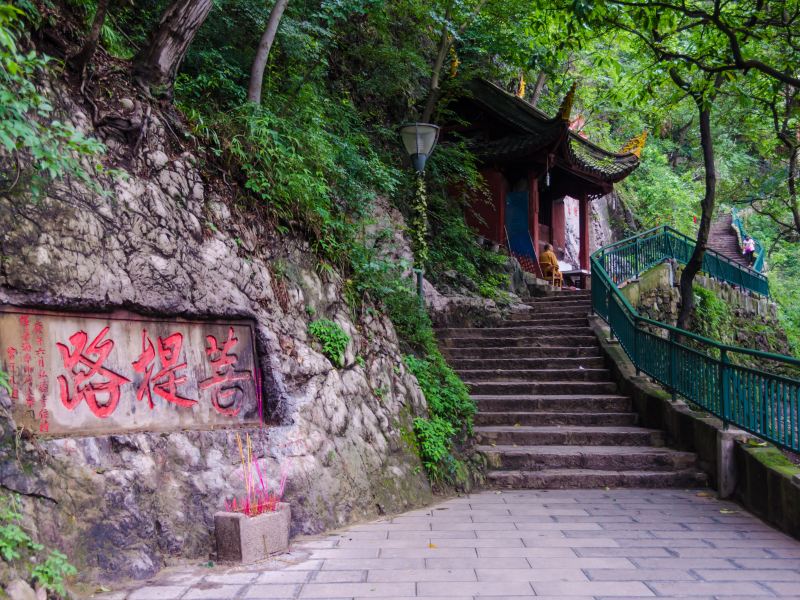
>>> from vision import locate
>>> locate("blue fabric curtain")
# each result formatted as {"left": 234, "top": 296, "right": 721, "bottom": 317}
{"left": 505, "top": 192, "right": 536, "bottom": 261}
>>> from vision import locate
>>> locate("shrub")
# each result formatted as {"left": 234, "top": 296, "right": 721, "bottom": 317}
{"left": 0, "top": 494, "right": 77, "bottom": 597}
{"left": 308, "top": 319, "right": 350, "bottom": 368}
{"left": 404, "top": 353, "right": 475, "bottom": 484}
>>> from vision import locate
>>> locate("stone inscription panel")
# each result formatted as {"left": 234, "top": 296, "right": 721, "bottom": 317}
{"left": 0, "top": 307, "right": 261, "bottom": 436}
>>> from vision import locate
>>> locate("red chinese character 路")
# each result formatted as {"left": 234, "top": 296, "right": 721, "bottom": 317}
{"left": 132, "top": 330, "right": 196, "bottom": 409}
{"left": 200, "top": 327, "right": 251, "bottom": 417}
{"left": 56, "top": 327, "right": 131, "bottom": 418}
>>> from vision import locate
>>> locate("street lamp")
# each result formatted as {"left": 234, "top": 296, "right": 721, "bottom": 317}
{"left": 399, "top": 123, "right": 439, "bottom": 306}
{"left": 399, "top": 123, "right": 440, "bottom": 173}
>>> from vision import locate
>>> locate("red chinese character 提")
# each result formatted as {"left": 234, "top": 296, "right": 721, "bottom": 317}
{"left": 56, "top": 327, "right": 131, "bottom": 418}
{"left": 200, "top": 327, "right": 251, "bottom": 417}
{"left": 132, "top": 330, "right": 196, "bottom": 409}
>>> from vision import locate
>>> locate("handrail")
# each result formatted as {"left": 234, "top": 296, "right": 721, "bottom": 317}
{"left": 731, "top": 207, "right": 766, "bottom": 272}
{"left": 592, "top": 226, "right": 799, "bottom": 453}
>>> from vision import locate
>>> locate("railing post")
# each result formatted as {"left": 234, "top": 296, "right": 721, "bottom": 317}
{"left": 607, "top": 287, "right": 615, "bottom": 341}
{"left": 669, "top": 329, "right": 677, "bottom": 402}
{"left": 634, "top": 237, "right": 641, "bottom": 278}
{"left": 720, "top": 348, "right": 729, "bottom": 430}
{"left": 633, "top": 316, "right": 640, "bottom": 375}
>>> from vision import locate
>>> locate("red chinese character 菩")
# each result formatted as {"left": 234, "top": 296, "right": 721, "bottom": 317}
{"left": 132, "top": 330, "right": 196, "bottom": 409}
{"left": 200, "top": 327, "right": 251, "bottom": 417}
{"left": 56, "top": 327, "right": 131, "bottom": 418}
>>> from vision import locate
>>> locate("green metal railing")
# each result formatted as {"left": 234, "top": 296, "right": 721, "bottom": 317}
{"left": 731, "top": 207, "right": 765, "bottom": 272}
{"left": 592, "top": 226, "right": 800, "bottom": 452}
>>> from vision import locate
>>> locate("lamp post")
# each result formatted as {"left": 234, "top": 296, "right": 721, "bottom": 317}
{"left": 399, "top": 123, "right": 439, "bottom": 306}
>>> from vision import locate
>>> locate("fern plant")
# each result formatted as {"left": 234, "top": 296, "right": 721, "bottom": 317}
{"left": 308, "top": 319, "right": 350, "bottom": 368}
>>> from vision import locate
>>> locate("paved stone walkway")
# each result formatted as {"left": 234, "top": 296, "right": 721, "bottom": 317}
{"left": 98, "top": 489, "right": 800, "bottom": 600}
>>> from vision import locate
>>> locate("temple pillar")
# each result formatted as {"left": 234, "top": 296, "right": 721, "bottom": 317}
{"left": 473, "top": 168, "right": 508, "bottom": 244}
{"left": 579, "top": 195, "right": 590, "bottom": 270}
{"left": 528, "top": 175, "right": 539, "bottom": 255}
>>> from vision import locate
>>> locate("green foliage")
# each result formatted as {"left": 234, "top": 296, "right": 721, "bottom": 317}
{"left": 405, "top": 353, "right": 475, "bottom": 484}
{"left": 31, "top": 550, "right": 77, "bottom": 597}
{"left": 0, "top": 367, "right": 10, "bottom": 393}
{"left": 692, "top": 285, "right": 732, "bottom": 342}
{"left": 0, "top": 3, "right": 106, "bottom": 197}
{"left": 0, "top": 494, "right": 76, "bottom": 597}
{"left": 308, "top": 319, "right": 350, "bottom": 368}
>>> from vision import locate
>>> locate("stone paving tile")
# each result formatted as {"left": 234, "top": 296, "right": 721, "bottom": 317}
{"left": 696, "top": 568, "right": 800, "bottom": 581}
{"left": 367, "top": 569, "right": 477, "bottom": 582}
{"left": 127, "top": 586, "right": 187, "bottom": 600}
{"left": 531, "top": 581, "right": 654, "bottom": 596}
{"left": 182, "top": 584, "right": 244, "bottom": 599}
{"left": 475, "top": 547, "right": 576, "bottom": 558}
{"left": 474, "top": 568, "right": 588, "bottom": 582}
{"left": 416, "top": 581, "right": 535, "bottom": 596}
{"left": 113, "top": 489, "right": 800, "bottom": 600}
{"left": 311, "top": 571, "right": 367, "bottom": 583}
{"left": 242, "top": 584, "right": 301, "bottom": 598}
{"left": 648, "top": 581, "right": 775, "bottom": 595}
{"left": 584, "top": 568, "right": 697, "bottom": 581}
{"left": 378, "top": 547, "right": 478, "bottom": 558}
{"left": 300, "top": 583, "right": 416, "bottom": 597}
{"left": 254, "top": 571, "right": 313, "bottom": 584}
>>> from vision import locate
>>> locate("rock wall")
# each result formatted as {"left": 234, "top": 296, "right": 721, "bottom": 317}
{"left": 0, "top": 84, "right": 431, "bottom": 582}
{"left": 620, "top": 262, "right": 791, "bottom": 357}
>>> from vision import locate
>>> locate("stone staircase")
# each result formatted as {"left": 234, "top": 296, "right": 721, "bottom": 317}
{"left": 439, "top": 291, "right": 708, "bottom": 489}
{"left": 709, "top": 213, "right": 749, "bottom": 268}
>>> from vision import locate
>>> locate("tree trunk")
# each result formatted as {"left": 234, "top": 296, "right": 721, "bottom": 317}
{"left": 788, "top": 146, "right": 800, "bottom": 236}
{"left": 247, "top": 0, "right": 289, "bottom": 104}
{"left": 420, "top": 2, "right": 454, "bottom": 123}
{"left": 530, "top": 72, "right": 546, "bottom": 107}
{"left": 676, "top": 102, "right": 716, "bottom": 330}
{"left": 69, "top": 0, "right": 109, "bottom": 72}
{"left": 133, "top": 0, "right": 213, "bottom": 96}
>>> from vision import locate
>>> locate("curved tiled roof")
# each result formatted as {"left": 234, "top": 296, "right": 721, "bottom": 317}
{"left": 462, "top": 79, "right": 640, "bottom": 183}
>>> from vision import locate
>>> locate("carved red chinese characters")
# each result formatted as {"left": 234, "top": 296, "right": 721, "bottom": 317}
{"left": 200, "top": 327, "right": 251, "bottom": 416}
{"left": 56, "top": 327, "right": 131, "bottom": 418}
{"left": 132, "top": 330, "right": 196, "bottom": 409}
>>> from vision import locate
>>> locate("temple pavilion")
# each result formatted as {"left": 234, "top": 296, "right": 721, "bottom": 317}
{"left": 443, "top": 78, "right": 644, "bottom": 283}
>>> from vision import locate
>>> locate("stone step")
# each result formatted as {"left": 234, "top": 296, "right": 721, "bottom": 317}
{"left": 526, "top": 294, "right": 591, "bottom": 303}
{"left": 438, "top": 325, "right": 594, "bottom": 339}
{"left": 485, "top": 468, "right": 709, "bottom": 489}
{"left": 499, "top": 317, "right": 589, "bottom": 327}
{"left": 478, "top": 445, "right": 697, "bottom": 471}
{"left": 445, "top": 346, "right": 602, "bottom": 359}
{"left": 508, "top": 307, "right": 590, "bottom": 320}
{"left": 474, "top": 425, "right": 664, "bottom": 446}
{"left": 475, "top": 411, "right": 637, "bottom": 427}
{"left": 448, "top": 357, "right": 606, "bottom": 370}
{"left": 443, "top": 335, "right": 599, "bottom": 348}
{"left": 474, "top": 394, "right": 632, "bottom": 413}
{"left": 525, "top": 299, "right": 591, "bottom": 309}
{"left": 457, "top": 368, "right": 612, "bottom": 382}
{"left": 467, "top": 380, "right": 618, "bottom": 396}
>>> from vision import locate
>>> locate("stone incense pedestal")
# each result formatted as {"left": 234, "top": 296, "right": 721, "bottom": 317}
{"left": 214, "top": 503, "right": 290, "bottom": 563}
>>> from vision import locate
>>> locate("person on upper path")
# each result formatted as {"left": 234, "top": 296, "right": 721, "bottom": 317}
{"left": 743, "top": 235, "right": 756, "bottom": 265}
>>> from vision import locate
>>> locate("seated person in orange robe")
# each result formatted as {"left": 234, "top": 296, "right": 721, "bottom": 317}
{"left": 539, "top": 243, "right": 561, "bottom": 279}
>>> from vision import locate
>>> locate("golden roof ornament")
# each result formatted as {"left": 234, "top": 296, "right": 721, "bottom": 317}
{"left": 516, "top": 73, "right": 526, "bottom": 98}
{"left": 557, "top": 83, "right": 577, "bottom": 122}
{"left": 620, "top": 130, "right": 648, "bottom": 157}
{"left": 449, "top": 47, "right": 460, "bottom": 79}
